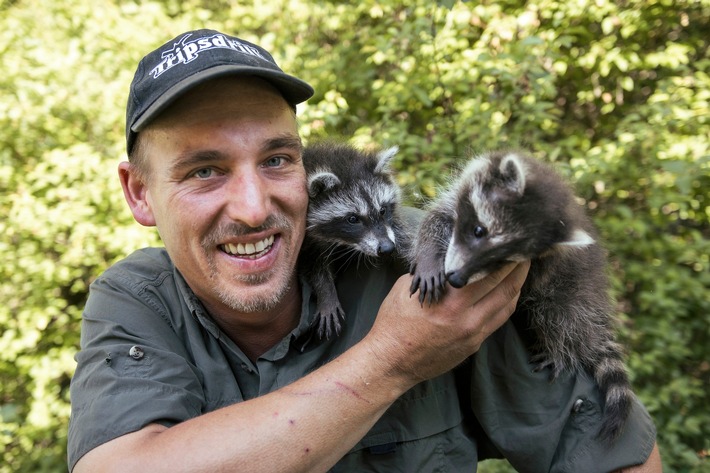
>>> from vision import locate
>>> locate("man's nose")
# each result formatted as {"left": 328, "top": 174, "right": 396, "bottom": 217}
{"left": 224, "top": 170, "right": 271, "bottom": 228}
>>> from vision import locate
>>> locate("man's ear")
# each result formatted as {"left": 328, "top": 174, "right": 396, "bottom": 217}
{"left": 118, "top": 161, "right": 156, "bottom": 227}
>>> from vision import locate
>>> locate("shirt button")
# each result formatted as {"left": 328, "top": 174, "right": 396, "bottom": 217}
{"left": 129, "top": 346, "right": 144, "bottom": 360}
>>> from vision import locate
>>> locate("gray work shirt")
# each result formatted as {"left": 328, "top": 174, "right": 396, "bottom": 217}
{"left": 68, "top": 247, "right": 656, "bottom": 472}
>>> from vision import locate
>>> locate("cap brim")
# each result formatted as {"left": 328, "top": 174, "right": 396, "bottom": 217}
{"left": 131, "top": 65, "right": 314, "bottom": 133}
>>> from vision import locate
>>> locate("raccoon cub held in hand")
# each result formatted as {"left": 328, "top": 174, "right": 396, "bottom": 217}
{"left": 301, "top": 141, "right": 408, "bottom": 339}
{"left": 409, "top": 150, "right": 632, "bottom": 442}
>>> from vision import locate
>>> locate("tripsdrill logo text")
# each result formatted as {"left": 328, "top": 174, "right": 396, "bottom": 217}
{"left": 150, "top": 33, "right": 266, "bottom": 79}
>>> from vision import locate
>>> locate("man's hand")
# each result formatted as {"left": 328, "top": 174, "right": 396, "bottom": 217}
{"left": 364, "top": 261, "right": 530, "bottom": 389}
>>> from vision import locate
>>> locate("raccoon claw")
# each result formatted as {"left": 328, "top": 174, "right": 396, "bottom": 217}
{"left": 409, "top": 273, "right": 421, "bottom": 297}
{"left": 410, "top": 270, "right": 447, "bottom": 306}
{"left": 408, "top": 264, "right": 422, "bottom": 294}
{"left": 314, "top": 306, "right": 345, "bottom": 340}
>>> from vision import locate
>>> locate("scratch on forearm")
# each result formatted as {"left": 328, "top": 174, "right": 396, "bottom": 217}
{"left": 283, "top": 380, "right": 371, "bottom": 404}
{"left": 334, "top": 381, "right": 371, "bottom": 404}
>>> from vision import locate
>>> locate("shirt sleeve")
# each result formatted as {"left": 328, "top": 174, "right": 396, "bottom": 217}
{"left": 466, "top": 319, "right": 657, "bottom": 472}
{"left": 67, "top": 267, "right": 205, "bottom": 471}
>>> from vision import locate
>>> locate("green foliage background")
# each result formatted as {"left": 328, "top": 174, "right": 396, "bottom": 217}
{"left": 1, "top": 0, "right": 707, "bottom": 471}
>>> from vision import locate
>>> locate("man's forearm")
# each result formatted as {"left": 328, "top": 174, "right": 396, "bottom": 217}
{"left": 74, "top": 340, "right": 410, "bottom": 473}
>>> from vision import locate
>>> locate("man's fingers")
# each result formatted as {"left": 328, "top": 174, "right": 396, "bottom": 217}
{"left": 473, "top": 261, "right": 530, "bottom": 324}
{"left": 477, "top": 262, "right": 519, "bottom": 294}
{"left": 482, "top": 279, "right": 523, "bottom": 336}
{"left": 450, "top": 261, "right": 528, "bottom": 310}
{"left": 461, "top": 261, "right": 529, "bottom": 350}
{"left": 501, "top": 260, "right": 530, "bottom": 299}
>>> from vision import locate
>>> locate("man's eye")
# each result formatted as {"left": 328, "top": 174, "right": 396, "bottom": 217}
{"left": 194, "top": 168, "right": 214, "bottom": 179}
{"left": 264, "top": 156, "right": 284, "bottom": 167}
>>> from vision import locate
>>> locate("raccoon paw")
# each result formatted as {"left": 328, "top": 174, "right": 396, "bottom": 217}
{"left": 409, "top": 267, "right": 447, "bottom": 306}
{"left": 315, "top": 306, "right": 345, "bottom": 340}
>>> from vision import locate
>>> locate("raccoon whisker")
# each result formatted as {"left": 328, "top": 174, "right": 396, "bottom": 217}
{"left": 351, "top": 252, "right": 365, "bottom": 273}
{"left": 332, "top": 247, "right": 362, "bottom": 273}
{"left": 322, "top": 242, "right": 342, "bottom": 261}
{"left": 353, "top": 252, "right": 377, "bottom": 272}
{"left": 330, "top": 258, "right": 354, "bottom": 277}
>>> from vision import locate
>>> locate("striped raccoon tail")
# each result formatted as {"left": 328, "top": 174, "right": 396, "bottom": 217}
{"left": 594, "top": 342, "right": 633, "bottom": 443}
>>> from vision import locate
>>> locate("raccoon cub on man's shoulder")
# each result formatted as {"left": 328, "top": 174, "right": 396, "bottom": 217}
{"left": 409, "top": 150, "right": 632, "bottom": 443}
{"left": 301, "top": 141, "right": 408, "bottom": 339}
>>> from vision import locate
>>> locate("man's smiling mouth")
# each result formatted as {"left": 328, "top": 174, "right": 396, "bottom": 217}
{"left": 220, "top": 235, "right": 275, "bottom": 259}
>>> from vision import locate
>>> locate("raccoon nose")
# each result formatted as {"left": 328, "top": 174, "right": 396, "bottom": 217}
{"left": 446, "top": 271, "right": 467, "bottom": 288}
{"left": 377, "top": 240, "right": 395, "bottom": 256}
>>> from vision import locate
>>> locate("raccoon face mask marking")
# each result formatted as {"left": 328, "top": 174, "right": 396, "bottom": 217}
{"left": 443, "top": 154, "right": 526, "bottom": 286}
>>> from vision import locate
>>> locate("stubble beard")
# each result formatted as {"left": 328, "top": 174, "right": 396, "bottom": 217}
{"left": 216, "top": 271, "right": 294, "bottom": 313}
{"left": 203, "top": 214, "right": 299, "bottom": 313}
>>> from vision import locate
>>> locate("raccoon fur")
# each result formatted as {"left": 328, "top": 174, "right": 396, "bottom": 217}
{"left": 409, "top": 150, "right": 632, "bottom": 443}
{"left": 301, "top": 141, "right": 409, "bottom": 339}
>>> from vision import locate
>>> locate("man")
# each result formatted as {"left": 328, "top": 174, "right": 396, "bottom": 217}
{"left": 68, "top": 29, "right": 660, "bottom": 472}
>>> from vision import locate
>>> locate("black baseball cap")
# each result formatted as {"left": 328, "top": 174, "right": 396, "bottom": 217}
{"left": 125, "top": 29, "right": 314, "bottom": 154}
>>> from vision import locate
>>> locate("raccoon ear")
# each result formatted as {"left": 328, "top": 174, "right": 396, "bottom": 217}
{"left": 308, "top": 171, "right": 340, "bottom": 198}
{"left": 555, "top": 228, "right": 595, "bottom": 249}
{"left": 375, "top": 146, "right": 399, "bottom": 174}
{"left": 499, "top": 152, "right": 526, "bottom": 196}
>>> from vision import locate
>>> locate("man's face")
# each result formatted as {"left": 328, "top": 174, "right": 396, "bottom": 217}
{"left": 128, "top": 77, "right": 308, "bottom": 320}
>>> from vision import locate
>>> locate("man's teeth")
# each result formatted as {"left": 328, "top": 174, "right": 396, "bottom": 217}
{"left": 223, "top": 235, "right": 275, "bottom": 257}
